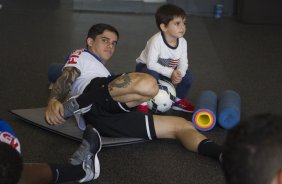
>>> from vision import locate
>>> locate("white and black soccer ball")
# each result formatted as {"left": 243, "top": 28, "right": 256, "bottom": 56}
{"left": 147, "top": 80, "right": 176, "bottom": 113}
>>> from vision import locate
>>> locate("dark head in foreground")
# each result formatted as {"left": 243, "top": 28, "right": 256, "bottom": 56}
{"left": 222, "top": 113, "right": 282, "bottom": 184}
{"left": 0, "top": 142, "right": 23, "bottom": 184}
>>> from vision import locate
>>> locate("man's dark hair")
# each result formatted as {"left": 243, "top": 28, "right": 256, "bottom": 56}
{"left": 87, "top": 23, "right": 119, "bottom": 42}
{"left": 222, "top": 113, "right": 282, "bottom": 184}
{"left": 0, "top": 142, "right": 23, "bottom": 184}
{"left": 155, "top": 4, "right": 186, "bottom": 31}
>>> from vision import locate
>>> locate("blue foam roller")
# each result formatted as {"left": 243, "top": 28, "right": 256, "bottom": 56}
{"left": 192, "top": 90, "right": 217, "bottom": 131}
{"left": 217, "top": 90, "right": 241, "bottom": 129}
{"left": 48, "top": 63, "right": 64, "bottom": 83}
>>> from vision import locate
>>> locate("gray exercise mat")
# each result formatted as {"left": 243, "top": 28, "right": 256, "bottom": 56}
{"left": 10, "top": 107, "right": 146, "bottom": 147}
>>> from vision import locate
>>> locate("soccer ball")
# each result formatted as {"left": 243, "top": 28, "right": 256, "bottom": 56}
{"left": 147, "top": 80, "right": 176, "bottom": 113}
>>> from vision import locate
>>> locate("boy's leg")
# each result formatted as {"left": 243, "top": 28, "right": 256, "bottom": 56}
{"left": 135, "top": 63, "right": 146, "bottom": 72}
{"left": 153, "top": 115, "right": 222, "bottom": 161}
{"left": 175, "top": 70, "right": 192, "bottom": 99}
{"left": 172, "top": 70, "right": 195, "bottom": 112}
{"left": 135, "top": 63, "right": 161, "bottom": 80}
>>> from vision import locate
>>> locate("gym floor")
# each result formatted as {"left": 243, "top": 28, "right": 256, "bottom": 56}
{"left": 0, "top": 0, "right": 282, "bottom": 184}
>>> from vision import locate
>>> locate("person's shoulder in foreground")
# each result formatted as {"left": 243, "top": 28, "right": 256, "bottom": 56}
{"left": 0, "top": 141, "right": 22, "bottom": 184}
{"left": 222, "top": 113, "right": 282, "bottom": 184}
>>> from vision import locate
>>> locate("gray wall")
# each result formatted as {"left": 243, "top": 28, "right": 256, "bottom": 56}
{"left": 170, "top": 0, "right": 235, "bottom": 17}
{"left": 73, "top": 0, "right": 236, "bottom": 17}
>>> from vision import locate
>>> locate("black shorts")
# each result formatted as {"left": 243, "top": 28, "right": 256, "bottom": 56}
{"left": 83, "top": 75, "right": 157, "bottom": 140}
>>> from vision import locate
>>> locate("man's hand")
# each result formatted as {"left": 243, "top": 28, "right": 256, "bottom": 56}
{"left": 45, "top": 67, "right": 81, "bottom": 125}
{"left": 45, "top": 98, "right": 65, "bottom": 125}
{"left": 171, "top": 69, "right": 182, "bottom": 85}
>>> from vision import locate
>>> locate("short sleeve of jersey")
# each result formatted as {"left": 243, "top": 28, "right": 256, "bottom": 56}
{"left": 62, "top": 49, "right": 111, "bottom": 96}
{"left": 64, "top": 49, "right": 85, "bottom": 72}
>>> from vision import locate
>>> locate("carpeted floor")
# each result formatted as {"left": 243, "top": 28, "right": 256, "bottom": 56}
{"left": 0, "top": 0, "right": 282, "bottom": 183}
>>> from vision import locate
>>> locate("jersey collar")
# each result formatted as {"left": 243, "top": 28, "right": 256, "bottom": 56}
{"left": 84, "top": 49, "right": 103, "bottom": 63}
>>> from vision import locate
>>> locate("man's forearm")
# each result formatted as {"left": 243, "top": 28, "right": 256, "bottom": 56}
{"left": 48, "top": 67, "right": 80, "bottom": 102}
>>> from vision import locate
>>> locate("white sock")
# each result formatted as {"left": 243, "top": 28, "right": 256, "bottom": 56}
{"left": 175, "top": 97, "right": 181, "bottom": 102}
{"left": 140, "top": 102, "right": 147, "bottom": 106}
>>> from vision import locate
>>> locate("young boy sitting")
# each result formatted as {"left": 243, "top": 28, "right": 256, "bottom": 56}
{"left": 136, "top": 4, "right": 194, "bottom": 113}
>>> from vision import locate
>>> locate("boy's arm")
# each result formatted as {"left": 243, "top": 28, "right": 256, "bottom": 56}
{"left": 142, "top": 34, "right": 174, "bottom": 78}
{"left": 171, "top": 70, "right": 182, "bottom": 85}
{"left": 146, "top": 43, "right": 174, "bottom": 78}
{"left": 45, "top": 67, "right": 81, "bottom": 125}
{"left": 177, "top": 39, "right": 188, "bottom": 77}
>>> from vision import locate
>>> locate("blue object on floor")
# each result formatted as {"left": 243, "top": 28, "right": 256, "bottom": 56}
{"left": 192, "top": 90, "right": 217, "bottom": 131}
{"left": 217, "top": 90, "right": 241, "bottom": 129}
{"left": 48, "top": 63, "right": 64, "bottom": 83}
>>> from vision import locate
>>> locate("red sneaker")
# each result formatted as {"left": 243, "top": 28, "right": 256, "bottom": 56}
{"left": 137, "top": 104, "right": 149, "bottom": 113}
{"left": 172, "top": 99, "right": 194, "bottom": 113}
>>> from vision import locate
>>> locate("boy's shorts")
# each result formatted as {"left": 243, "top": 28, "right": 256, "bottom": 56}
{"left": 83, "top": 74, "right": 157, "bottom": 140}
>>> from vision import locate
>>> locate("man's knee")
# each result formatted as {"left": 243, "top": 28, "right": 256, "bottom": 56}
{"left": 131, "top": 72, "right": 158, "bottom": 97}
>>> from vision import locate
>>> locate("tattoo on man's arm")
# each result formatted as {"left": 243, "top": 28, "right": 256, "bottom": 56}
{"left": 49, "top": 67, "right": 80, "bottom": 102}
{"left": 109, "top": 74, "right": 131, "bottom": 91}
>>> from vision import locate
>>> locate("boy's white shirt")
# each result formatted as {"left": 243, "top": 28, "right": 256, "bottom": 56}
{"left": 136, "top": 32, "right": 188, "bottom": 78}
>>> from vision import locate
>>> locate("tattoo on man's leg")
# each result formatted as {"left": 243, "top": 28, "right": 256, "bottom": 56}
{"left": 109, "top": 75, "right": 131, "bottom": 91}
